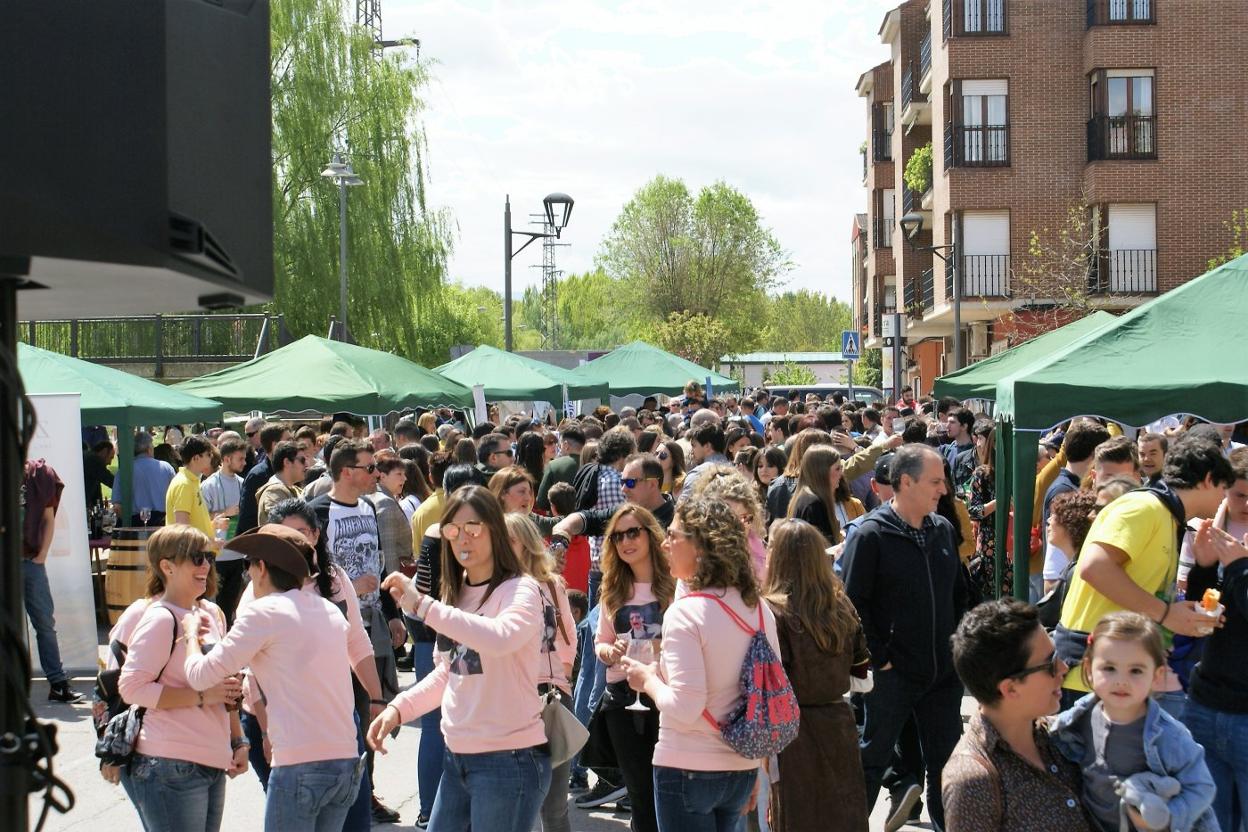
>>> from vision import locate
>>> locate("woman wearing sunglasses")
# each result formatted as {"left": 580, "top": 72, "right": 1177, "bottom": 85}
{"left": 585, "top": 505, "right": 674, "bottom": 832}
{"left": 658, "top": 441, "right": 686, "bottom": 496}
{"left": 506, "top": 513, "right": 578, "bottom": 832}
{"left": 943, "top": 598, "right": 1092, "bottom": 832}
{"left": 368, "top": 485, "right": 550, "bottom": 832}
{"left": 117, "top": 525, "right": 245, "bottom": 832}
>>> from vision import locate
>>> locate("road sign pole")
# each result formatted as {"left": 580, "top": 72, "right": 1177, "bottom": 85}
{"left": 847, "top": 359, "right": 854, "bottom": 403}
{"left": 892, "top": 314, "right": 903, "bottom": 404}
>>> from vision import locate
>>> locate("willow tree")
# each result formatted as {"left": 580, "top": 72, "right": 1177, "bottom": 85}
{"left": 270, "top": 0, "right": 456, "bottom": 364}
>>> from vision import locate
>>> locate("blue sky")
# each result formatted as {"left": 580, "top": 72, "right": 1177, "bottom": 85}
{"left": 384, "top": 0, "right": 898, "bottom": 302}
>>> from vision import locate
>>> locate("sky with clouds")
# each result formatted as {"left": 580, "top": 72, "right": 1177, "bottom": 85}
{"left": 383, "top": 0, "right": 898, "bottom": 303}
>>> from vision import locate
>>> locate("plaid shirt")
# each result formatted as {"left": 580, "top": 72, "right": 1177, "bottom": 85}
{"left": 589, "top": 466, "right": 627, "bottom": 570}
{"left": 900, "top": 512, "right": 938, "bottom": 550}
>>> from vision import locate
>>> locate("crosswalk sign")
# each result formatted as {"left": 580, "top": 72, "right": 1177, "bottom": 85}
{"left": 841, "top": 330, "right": 861, "bottom": 360}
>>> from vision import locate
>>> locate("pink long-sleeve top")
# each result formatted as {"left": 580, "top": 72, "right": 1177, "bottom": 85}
{"left": 183, "top": 587, "right": 357, "bottom": 767}
{"left": 117, "top": 598, "right": 232, "bottom": 771}
{"left": 537, "top": 579, "right": 577, "bottom": 695}
{"left": 651, "top": 586, "right": 780, "bottom": 771}
{"left": 391, "top": 575, "right": 546, "bottom": 754}
{"left": 596, "top": 581, "right": 663, "bottom": 684}
{"left": 236, "top": 564, "right": 373, "bottom": 715}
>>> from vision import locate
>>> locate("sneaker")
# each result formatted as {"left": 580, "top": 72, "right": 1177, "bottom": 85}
{"left": 910, "top": 798, "right": 924, "bottom": 822}
{"left": 574, "top": 781, "right": 627, "bottom": 809}
{"left": 414, "top": 813, "right": 429, "bottom": 830}
{"left": 47, "top": 683, "right": 85, "bottom": 704}
{"left": 885, "top": 783, "right": 922, "bottom": 832}
{"left": 616, "top": 796, "right": 631, "bottom": 813}
{"left": 568, "top": 774, "right": 590, "bottom": 794}
{"left": 370, "top": 795, "right": 400, "bottom": 824}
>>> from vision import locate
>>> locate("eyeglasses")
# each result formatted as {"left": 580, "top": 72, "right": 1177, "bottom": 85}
{"left": 489, "top": 449, "right": 512, "bottom": 458}
{"left": 348, "top": 463, "right": 377, "bottom": 473}
{"left": 442, "top": 521, "right": 485, "bottom": 541}
{"left": 609, "top": 527, "right": 645, "bottom": 544}
{"left": 656, "top": 451, "right": 669, "bottom": 461}
{"left": 188, "top": 551, "right": 216, "bottom": 568}
{"left": 246, "top": 431, "right": 257, "bottom": 438}
{"left": 296, "top": 456, "right": 310, "bottom": 466}
{"left": 1009, "top": 651, "right": 1061, "bottom": 681}
{"left": 666, "top": 527, "right": 690, "bottom": 540}
{"left": 621, "top": 477, "right": 658, "bottom": 489}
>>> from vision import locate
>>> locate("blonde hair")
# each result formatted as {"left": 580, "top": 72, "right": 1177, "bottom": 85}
{"left": 600, "top": 505, "right": 675, "bottom": 619}
{"left": 145, "top": 524, "right": 218, "bottom": 598}
{"left": 675, "top": 497, "right": 759, "bottom": 606}
{"left": 782, "top": 429, "right": 832, "bottom": 478}
{"left": 763, "top": 519, "right": 860, "bottom": 654}
{"left": 504, "top": 512, "right": 557, "bottom": 584}
{"left": 692, "top": 464, "right": 763, "bottom": 535}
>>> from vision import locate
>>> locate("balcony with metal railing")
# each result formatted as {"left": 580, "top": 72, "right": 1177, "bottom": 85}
{"left": 1088, "top": 249, "right": 1157, "bottom": 293}
{"left": 1086, "top": 0, "right": 1153, "bottom": 26}
{"left": 1087, "top": 114, "right": 1155, "bottom": 161}
{"left": 946, "top": 121, "right": 1009, "bottom": 167}
{"left": 962, "top": 255, "right": 1011, "bottom": 296}
{"left": 919, "top": 31, "right": 932, "bottom": 91}
{"left": 905, "top": 276, "right": 921, "bottom": 316}
{"left": 922, "top": 268, "right": 936, "bottom": 311}
{"left": 900, "top": 63, "right": 931, "bottom": 129}
{"left": 873, "top": 217, "right": 895, "bottom": 249}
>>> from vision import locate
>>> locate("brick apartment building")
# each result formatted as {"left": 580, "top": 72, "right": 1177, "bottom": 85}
{"left": 854, "top": 0, "right": 1248, "bottom": 397}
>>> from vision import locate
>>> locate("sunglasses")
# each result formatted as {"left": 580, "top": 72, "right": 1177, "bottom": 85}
{"left": 609, "top": 527, "right": 645, "bottom": 544}
{"left": 1009, "top": 651, "right": 1061, "bottom": 681}
{"left": 187, "top": 550, "right": 216, "bottom": 568}
{"left": 349, "top": 463, "right": 377, "bottom": 473}
{"left": 656, "top": 451, "right": 669, "bottom": 460}
{"left": 246, "top": 431, "right": 257, "bottom": 438}
{"left": 621, "top": 477, "right": 657, "bottom": 489}
{"left": 442, "top": 521, "right": 485, "bottom": 541}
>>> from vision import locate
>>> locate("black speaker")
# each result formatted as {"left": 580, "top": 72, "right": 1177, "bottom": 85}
{"left": 0, "top": 0, "right": 273, "bottom": 319}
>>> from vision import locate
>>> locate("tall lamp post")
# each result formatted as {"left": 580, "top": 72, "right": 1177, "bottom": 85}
{"left": 321, "top": 154, "right": 364, "bottom": 341}
{"left": 899, "top": 211, "right": 962, "bottom": 372}
{"left": 505, "top": 192, "right": 573, "bottom": 351}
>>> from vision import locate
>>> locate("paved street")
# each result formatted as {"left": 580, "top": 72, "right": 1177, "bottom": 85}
{"left": 30, "top": 671, "right": 950, "bottom": 831}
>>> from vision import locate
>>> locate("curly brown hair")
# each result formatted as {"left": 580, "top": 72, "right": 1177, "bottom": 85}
{"left": 691, "top": 464, "right": 764, "bottom": 536}
{"left": 1050, "top": 490, "right": 1098, "bottom": 557}
{"left": 674, "top": 496, "right": 759, "bottom": 606}
{"left": 600, "top": 505, "right": 675, "bottom": 620}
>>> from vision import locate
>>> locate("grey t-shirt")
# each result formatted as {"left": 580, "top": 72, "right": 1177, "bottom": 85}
{"left": 1080, "top": 702, "right": 1149, "bottom": 830}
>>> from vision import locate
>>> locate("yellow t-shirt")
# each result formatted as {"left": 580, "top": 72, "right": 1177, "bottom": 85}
{"left": 1059, "top": 489, "right": 1178, "bottom": 691}
{"left": 165, "top": 467, "right": 213, "bottom": 540}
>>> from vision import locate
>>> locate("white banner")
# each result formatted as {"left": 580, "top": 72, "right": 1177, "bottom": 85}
{"left": 472, "top": 384, "right": 488, "bottom": 424}
{"left": 25, "top": 394, "right": 99, "bottom": 674}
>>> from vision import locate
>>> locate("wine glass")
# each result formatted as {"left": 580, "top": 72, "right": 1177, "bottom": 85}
{"left": 139, "top": 508, "right": 151, "bottom": 527}
{"left": 625, "top": 639, "right": 656, "bottom": 711}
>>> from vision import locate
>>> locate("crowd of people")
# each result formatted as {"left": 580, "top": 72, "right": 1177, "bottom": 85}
{"left": 27, "top": 379, "right": 1243, "bottom": 832}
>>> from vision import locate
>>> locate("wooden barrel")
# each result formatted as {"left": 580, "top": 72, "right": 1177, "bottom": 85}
{"left": 105, "top": 527, "right": 154, "bottom": 626}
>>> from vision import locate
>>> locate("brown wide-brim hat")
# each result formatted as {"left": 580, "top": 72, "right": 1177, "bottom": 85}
{"left": 229, "top": 523, "right": 312, "bottom": 581}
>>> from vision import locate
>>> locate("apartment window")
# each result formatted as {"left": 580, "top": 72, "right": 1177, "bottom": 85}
{"left": 1090, "top": 204, "right": 1157, "bottom": 292}
{"left": 945, "top": 0, "right": 1007, "bottom": 38}
{"left": 961, "top": 210, "right": 1010, "bottom": 296}
{"left": 1087, "top": 0, "right": 1153, "bottom": 26}
{"left": 946, "top": 80, "right": 1009, "bottom": 167}
{"left": 1088, "top": 69, "right": 1155, "bottom": 160}
{"left": 872, "top": 101, "right": 894, "bottom": 162}
{"left": 873, "top": 189, "right": 896, "bottom": 248}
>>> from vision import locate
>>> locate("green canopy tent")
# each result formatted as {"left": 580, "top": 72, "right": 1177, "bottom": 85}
{"left": 18, "top": 342, "right": 224, "bottom": 521}
{"left": 435, "top": 345, "right": 609, "bottom": 408}
{"left": 566, "top": 340, "right": 740, "bottom": 397}
{"left": 989, "top": 254, "right": 1248, "bottom": 598}
{"left": 174, "top": 335, "right": 474, "bottom": 414}
{"left": 933, "top": 311, "right": 1117, "bottom": 401}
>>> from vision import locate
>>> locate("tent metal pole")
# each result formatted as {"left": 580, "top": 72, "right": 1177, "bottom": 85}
{"left": 1011, "top": 428, "right": 1039, "bottom": 600}
{"left": 993, "top": 417, "right": 1012, "bottom": 599}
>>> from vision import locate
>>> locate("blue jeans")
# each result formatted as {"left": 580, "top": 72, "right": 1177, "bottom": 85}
{"left": 343, "top": 711, "right": 371, "bottom": 832}
{"left": 858, "top": 670, "right": 964, "bottom": 832}
{"left": 241, "top": 710, "right": 270, "bottom": 790}
{"left": 22, "top": 560, "right": 66, "bottom": 685}
{"left": 122, "top": 753, "right": 225, "bottom": 832}
{"left": 653, "top": 766, "right": 755, "bottom": 832}
{"left": 1183, "top": 698, "right": 1248, "bottom": 832}
{"left": 1153, "top": 689, "right": 1187, "bottom": 721}
{"left": 430, "top": 746, "right": 552, "bottom": 832}
{"left": 265, "top": 756, "right": 365, "bottom": 832}
{"left": 572, "top": 606, "right": 608, "bottom": 782}
{"left": 413, "top": 640, "right": 444, "bottom": 817}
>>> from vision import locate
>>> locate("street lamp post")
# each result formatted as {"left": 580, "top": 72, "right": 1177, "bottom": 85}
{"left": 899, "top": 211, "right": 961, "bottom": 371}
{"left": 504, "top": 192, "right": 573, "bottom": 351}
{"left": 321, "top": 154, "right": 364, "bottom": 341}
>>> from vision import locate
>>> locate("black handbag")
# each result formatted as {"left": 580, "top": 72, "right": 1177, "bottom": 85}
{"left": 95, "top": 608, "right": 178, "bottom": 766}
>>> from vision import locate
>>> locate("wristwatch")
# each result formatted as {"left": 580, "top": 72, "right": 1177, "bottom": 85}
{"left": 230, "top": 736, "right": 250, "bottom": 751}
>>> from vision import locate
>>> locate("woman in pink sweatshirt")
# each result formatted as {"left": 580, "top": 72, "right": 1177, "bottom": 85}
{"left": 117, "top": 525, "right": 245, "bottom": 832}
{"left": 506, "top": 512, "right": 577, "bottom": 832}
{"left": 181, "top": 525, "right": 363, "bottom": 831}
{"left": 621, "top": 496, "right": 778, "bottom": 832}
{"left": 368, "top": 485, "right": 550, "bottom": 832}
{"left": 590, "top": 504, "right": 675, "bottom": 832}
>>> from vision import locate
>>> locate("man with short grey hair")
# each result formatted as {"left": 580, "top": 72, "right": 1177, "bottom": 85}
{"left": 131, "top": 430, "right": 175, "bottom": 526}
{"left": 841, "top": 443, "right": 969, "bottom": 831}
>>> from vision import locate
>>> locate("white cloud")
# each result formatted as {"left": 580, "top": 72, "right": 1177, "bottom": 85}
{"left": 383, "top": 0, "right": 895, "bottom": 306}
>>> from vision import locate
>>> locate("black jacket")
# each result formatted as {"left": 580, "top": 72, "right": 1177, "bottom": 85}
{"left": 841, "top": 502, "right": 969, "bottom": 685}
{"left": 580, "top": 495, "right": 675, "bottom": 537}
{"left": 236, "top": 455, "right": 272, "bottom": 534}
{"left": 1187, "top": 557, "right": 1248, "bottom": 714}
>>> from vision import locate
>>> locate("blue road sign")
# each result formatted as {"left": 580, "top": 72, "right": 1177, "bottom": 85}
{"left": 841, "top": 330, "right": 861, "bottom": 360}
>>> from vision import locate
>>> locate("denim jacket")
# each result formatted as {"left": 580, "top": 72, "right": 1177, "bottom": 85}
{"left": 1047, "top": 693, "right": 1220, "bottom": 832}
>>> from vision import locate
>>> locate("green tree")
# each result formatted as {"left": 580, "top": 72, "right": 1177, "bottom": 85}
{"left": 652, "top": 311, "right": 734, "bottom": 369}
{"left": 853, "top": 348, "right": 882, "bottom": 388}
{"left": 1208, "top": 208, "right": 1248, "bottom": 269}
{"left": 270, "top": 0, "right": 457, "bottom": 364}
{"left": 760, "top": 290, "right": 852, "bottom": 351}
{"left": 598, "top": 176, "right": 789, "bottom": 350}
{"left": 764, "top": 362, "right": 817, "bottom": 386}
{"left": 518, "top": 269, "right": 634, "bottom": 350}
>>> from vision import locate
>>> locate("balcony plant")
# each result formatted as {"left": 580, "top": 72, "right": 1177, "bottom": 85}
{"left": 904, "top": 142, "right": 933, "bottom": 195}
